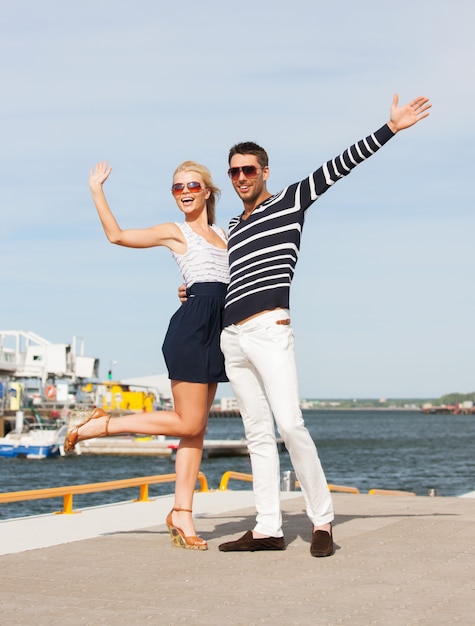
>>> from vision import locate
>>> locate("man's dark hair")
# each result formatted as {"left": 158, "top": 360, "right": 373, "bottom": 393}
{"left": 228, "top": 141, "right": 269, "bottom": 168}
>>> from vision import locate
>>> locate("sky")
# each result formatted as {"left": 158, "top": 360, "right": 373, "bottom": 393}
{"left": 1, "top": 1, "right": 474, "bottom": 399}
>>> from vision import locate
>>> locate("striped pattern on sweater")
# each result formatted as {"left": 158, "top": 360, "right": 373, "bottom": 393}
{"left": 223, "top": 124, "right": 394, "bottom": 326}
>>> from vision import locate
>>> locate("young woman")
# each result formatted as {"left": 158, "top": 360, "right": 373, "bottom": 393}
{"left": 65, "top": 160, "right": 229, "bottom": 550}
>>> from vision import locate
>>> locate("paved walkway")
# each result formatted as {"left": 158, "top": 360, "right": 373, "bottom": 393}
{"left": 0, "top": 490, "right": 474, "bottom": 625}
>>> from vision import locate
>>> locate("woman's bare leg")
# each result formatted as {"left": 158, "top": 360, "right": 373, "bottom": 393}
{"left": 171, "top": 381, "right": 217, "bottom": 538}
{"left": 75, "top": 382, "right": 214, "bottom": 441}
{"left": 72, "top": 379, "right": 218, "bottom": 539}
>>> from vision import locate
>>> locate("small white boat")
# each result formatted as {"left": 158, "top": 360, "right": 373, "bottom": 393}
{"left": 0, "top": 423, "right": 68, "bottom": 459}
{"left": 0, "top": 411, "right": 67, "bottom": 459}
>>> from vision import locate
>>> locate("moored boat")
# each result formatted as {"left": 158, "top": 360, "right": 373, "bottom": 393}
{"left": 0, "top": 423, "right": 68, "bottom": 459}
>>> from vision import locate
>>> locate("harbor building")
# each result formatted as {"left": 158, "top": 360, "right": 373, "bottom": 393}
{"left": 0, "top": 330, "right": 99, "bottom": 409}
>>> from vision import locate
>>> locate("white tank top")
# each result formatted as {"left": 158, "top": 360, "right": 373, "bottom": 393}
{"left": 171, "top": 222, "right": 230, "bottom": 287}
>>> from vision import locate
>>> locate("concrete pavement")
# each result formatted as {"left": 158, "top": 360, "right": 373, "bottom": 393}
{"left": 0, "top": 490, "right": 474, "bottom": 625}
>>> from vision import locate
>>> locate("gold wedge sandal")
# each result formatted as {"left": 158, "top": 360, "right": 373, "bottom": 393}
{"left": 64, "top": 408, "right": 111, "bottom": 453}
{"left": 166, "top": 507, "right": 208, "bottom": 550}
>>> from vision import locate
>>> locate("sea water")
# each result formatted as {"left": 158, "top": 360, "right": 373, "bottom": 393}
{"left": 1, "top": 410, "right": 474, "bottom": 520}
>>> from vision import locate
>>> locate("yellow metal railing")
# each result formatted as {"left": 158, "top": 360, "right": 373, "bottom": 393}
{"left": 329, "top": 484, "right": 360, "bottom": 494}
{"left": 0, "top": 472, "right": 209, "bottom": 515}
{"left": 0, "top": 471, "right": 416, "bottom": 517}
{"left": 219, "top": 471, "right": 254, "bottom": 490}
{"left": 368, "top": 488, "right": 415, "bottom": 496}
{"left": 218, "top": 471, "right": 361, "bottom": 494}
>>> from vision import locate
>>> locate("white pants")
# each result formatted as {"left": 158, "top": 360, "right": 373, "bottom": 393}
{"left": 220, "top": 309, "right": 334, "bottom": 537}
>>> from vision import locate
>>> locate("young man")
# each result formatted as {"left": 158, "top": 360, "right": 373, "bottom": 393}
{"left": 217, "top": 94, "right": 431, "bottom": 556}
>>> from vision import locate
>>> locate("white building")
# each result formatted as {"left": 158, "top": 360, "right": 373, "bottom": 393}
{"left": 121, "top": 373, "right": 173, "bottom": 407}
{"left": 220, "top": 396, "right": 239, "bottom": 411}
{"left": 0, "top": 330, "right": 99, "bottom": 384}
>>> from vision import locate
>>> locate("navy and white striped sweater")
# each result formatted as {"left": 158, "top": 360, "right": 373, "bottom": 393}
{"left": 223, "top": 124, "right": 395, "bottom": 327}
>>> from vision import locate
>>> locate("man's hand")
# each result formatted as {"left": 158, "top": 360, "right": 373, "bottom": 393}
{"left": 387, "top": 94, "right": 431, "bottom": 133}
{"left": 178, "top": 283, "right": 187, "bottom": 303}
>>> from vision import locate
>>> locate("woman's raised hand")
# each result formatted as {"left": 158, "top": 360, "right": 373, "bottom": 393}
{"left": 89, "top": 161, "right": 112, "bottom": 190}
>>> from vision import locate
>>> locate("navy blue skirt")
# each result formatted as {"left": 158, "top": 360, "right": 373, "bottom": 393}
{"left": 162, "top": 282, "right": 228, "bottom": 383}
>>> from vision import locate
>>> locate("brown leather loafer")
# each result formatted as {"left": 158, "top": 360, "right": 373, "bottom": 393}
{"left": 310, "top": 527, "right": 334, "bottom": 557}
{"left": 219, "top": 530, "right": 285, "bottom": 552}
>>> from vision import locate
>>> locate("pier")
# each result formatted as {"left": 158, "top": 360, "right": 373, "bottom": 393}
{"left": 1, "top": 487, "right": 474, "bottom": 624}
{"left": 77, "top": 435, "right": 253, "bottom": 458}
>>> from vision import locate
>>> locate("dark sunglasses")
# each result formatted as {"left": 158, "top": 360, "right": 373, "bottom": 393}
{"left": 171, "top": 181, "right": 203, "bottom": 196}
{"left": 227, "top": 165, "right": 260, "bottom": 181}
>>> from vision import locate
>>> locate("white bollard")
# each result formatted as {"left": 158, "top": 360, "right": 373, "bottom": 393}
{"left": 15, "top": 411, "right": 24, "bottom": 434}
{"left": 281, "top": 470, "right": 296, "bottom": 491}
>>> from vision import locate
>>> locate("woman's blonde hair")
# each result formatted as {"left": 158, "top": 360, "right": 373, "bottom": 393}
{"left": 173, "top": 161, "right": 220, "bottom": 225}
